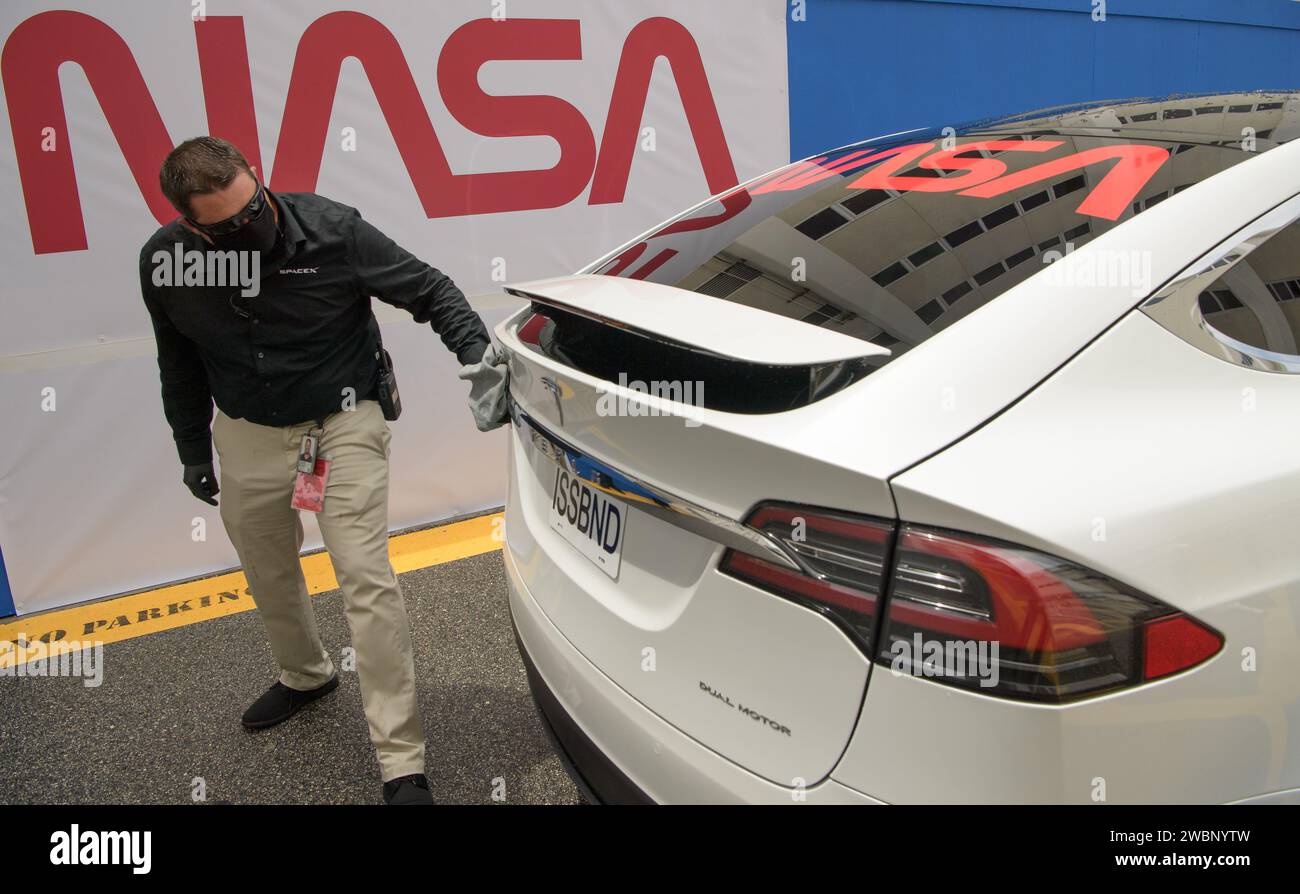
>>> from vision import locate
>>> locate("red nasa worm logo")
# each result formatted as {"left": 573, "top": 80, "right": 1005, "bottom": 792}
{"left": 751, "top": 138, "right": 1170, "bottom": 221}
{"left": 596, "top": 138, "right": 1171, "bottom": 281}
{"left": 1, "top": 10, "right": 745, "bottom": 255}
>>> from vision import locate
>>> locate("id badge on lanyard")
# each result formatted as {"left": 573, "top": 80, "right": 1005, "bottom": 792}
{"left": 292, "top": 421, "right": 330, "bottom": 513}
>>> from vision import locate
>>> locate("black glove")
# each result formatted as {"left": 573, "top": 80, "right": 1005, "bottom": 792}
{"left": 183, "top": 463, "right": 220, "bottom": 506}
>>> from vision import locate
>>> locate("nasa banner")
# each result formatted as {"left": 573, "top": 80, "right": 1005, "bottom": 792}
{"left": 0, "top": 0, "right": 790, "bottom": 615}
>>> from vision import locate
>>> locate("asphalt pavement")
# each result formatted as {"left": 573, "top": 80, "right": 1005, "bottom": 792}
{"left": 0, "top": 549, "right": 583, "bottom": 805}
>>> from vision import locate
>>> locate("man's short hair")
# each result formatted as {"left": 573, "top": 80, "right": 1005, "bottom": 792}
{"left": 159, "top": 136, "right": 253, "bottom": 217}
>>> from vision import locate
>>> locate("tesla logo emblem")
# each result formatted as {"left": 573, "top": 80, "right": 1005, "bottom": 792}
{"left": 541, "top": 376, "right": 564, "bottom": 425}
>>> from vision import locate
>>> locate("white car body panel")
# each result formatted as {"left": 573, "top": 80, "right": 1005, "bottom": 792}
{"left": 504, "top": 413, "right": 873, "bottom": 782}
{"left": 832, "top": 133, "right": 1300, "bottom": 482}
{"left": 836, "top": 310, "right": 1300, "bottom": 803}
{"left": 507, "top": 528, "right": 881, "bottom": 804}
{"left": 500, "top": 97, "right": 1300, "bottom": 803}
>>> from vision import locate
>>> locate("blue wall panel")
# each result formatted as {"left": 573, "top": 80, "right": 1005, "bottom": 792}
{"left": 0, "top": 545, "right": 13, "bottom": 618}
{"left": 787, "top": 0, "right": 1300, "bottom": 158}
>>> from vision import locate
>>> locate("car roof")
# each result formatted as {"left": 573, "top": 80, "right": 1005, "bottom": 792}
{"left": 855, "top": 91, "right": 1300, "bottom": 153}
{"left": 909, "top": 90, "right": 1284, "bottom": 142}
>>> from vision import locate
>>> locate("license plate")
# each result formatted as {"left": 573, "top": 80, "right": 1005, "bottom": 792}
{"left": 548, "top": 466, "right": 627, "bottom": 579}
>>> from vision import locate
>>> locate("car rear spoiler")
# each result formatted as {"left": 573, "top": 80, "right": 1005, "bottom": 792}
{"left": 503, "top": 274, "right": 890, "bottom": 366}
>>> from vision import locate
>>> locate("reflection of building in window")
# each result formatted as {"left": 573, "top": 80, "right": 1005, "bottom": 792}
{"left": 1267, "top": 279, "right": 1300, "bottom": 302}
{"left": 1194, "top": 217, "right": 1300, "bottom": 357}
{"left": 658, "top": 93, "right": 1297, "bottom": 373}
{"left": 779, "top": 130, "right": 1244, "bottom": 339}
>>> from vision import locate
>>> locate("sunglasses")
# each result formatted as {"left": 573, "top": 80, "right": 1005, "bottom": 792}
{"left": 187, "top": 182, "right": 269, "bottom": 237}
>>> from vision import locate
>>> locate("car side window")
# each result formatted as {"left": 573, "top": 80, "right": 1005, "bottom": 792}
{"left": 1143, "top": 195, "right": 1300, "bottom": 374}
{"left": 1196, "top": 215, "right": 1300, "bottom": 359}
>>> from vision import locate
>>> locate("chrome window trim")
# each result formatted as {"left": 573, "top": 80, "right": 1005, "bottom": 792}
{"left": 508, "top": 397, "right": 820, "bottom": 576}
{"left": 1141, "top": 192, "right": 1300, "bottom": 374}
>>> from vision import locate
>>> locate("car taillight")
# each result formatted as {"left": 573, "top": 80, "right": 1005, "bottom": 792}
{"left": 1142, "top": 613, "right": 1226, "bottom": 682}
{"left": 881, "top": 525, "right": 1222, "bottom": 702}
{"left": 720, "top": 507, "right": 1224, "bottom": 703}
{"left": 719, "top": 503, "right": 892, "bottom": 648}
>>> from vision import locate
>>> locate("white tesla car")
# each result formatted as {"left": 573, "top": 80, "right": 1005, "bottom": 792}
{"left": 498, "top": 93, "right": 1300, "bottom": 804}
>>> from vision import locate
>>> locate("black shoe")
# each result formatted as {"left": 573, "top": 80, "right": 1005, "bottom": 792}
{"left": 383, "top": 774, "right": 434, "bottom": 805}
{"left": 241, "top": 675, "right": 339, "bottom": 730}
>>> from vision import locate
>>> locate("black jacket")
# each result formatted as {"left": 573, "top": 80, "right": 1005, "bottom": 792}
{"left": 139, "top": 191, "right": 490, "bottom": 466}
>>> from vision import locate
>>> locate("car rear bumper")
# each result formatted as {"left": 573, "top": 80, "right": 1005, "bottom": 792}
{"left": 504, "top": 539, "right": 883, "bottom": 805}
{"left": 512, "top": 618, "right": 655, "bottom": 804}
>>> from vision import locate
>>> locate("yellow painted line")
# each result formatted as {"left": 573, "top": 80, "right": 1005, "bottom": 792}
{"left": 0, "top": 512, "right": 503, "bottom": 669}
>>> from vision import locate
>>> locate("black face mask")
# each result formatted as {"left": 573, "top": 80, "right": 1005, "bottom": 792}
{"left": 209, "top": 205, "right": 281, "bottom": 257}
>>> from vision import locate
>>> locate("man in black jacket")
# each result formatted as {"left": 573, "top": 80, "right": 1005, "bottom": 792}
{"left": 140, "top": 136, "right": 492, "bottom": 804}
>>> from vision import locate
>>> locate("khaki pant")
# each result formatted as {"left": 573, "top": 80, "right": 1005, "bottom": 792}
{"left": 212, "top": 399, "right": 425, "bottom": 782}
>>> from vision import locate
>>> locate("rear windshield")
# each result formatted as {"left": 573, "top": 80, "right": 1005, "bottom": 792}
{"left": 584, "top": 95, "right": 1288, "bottom": 363}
